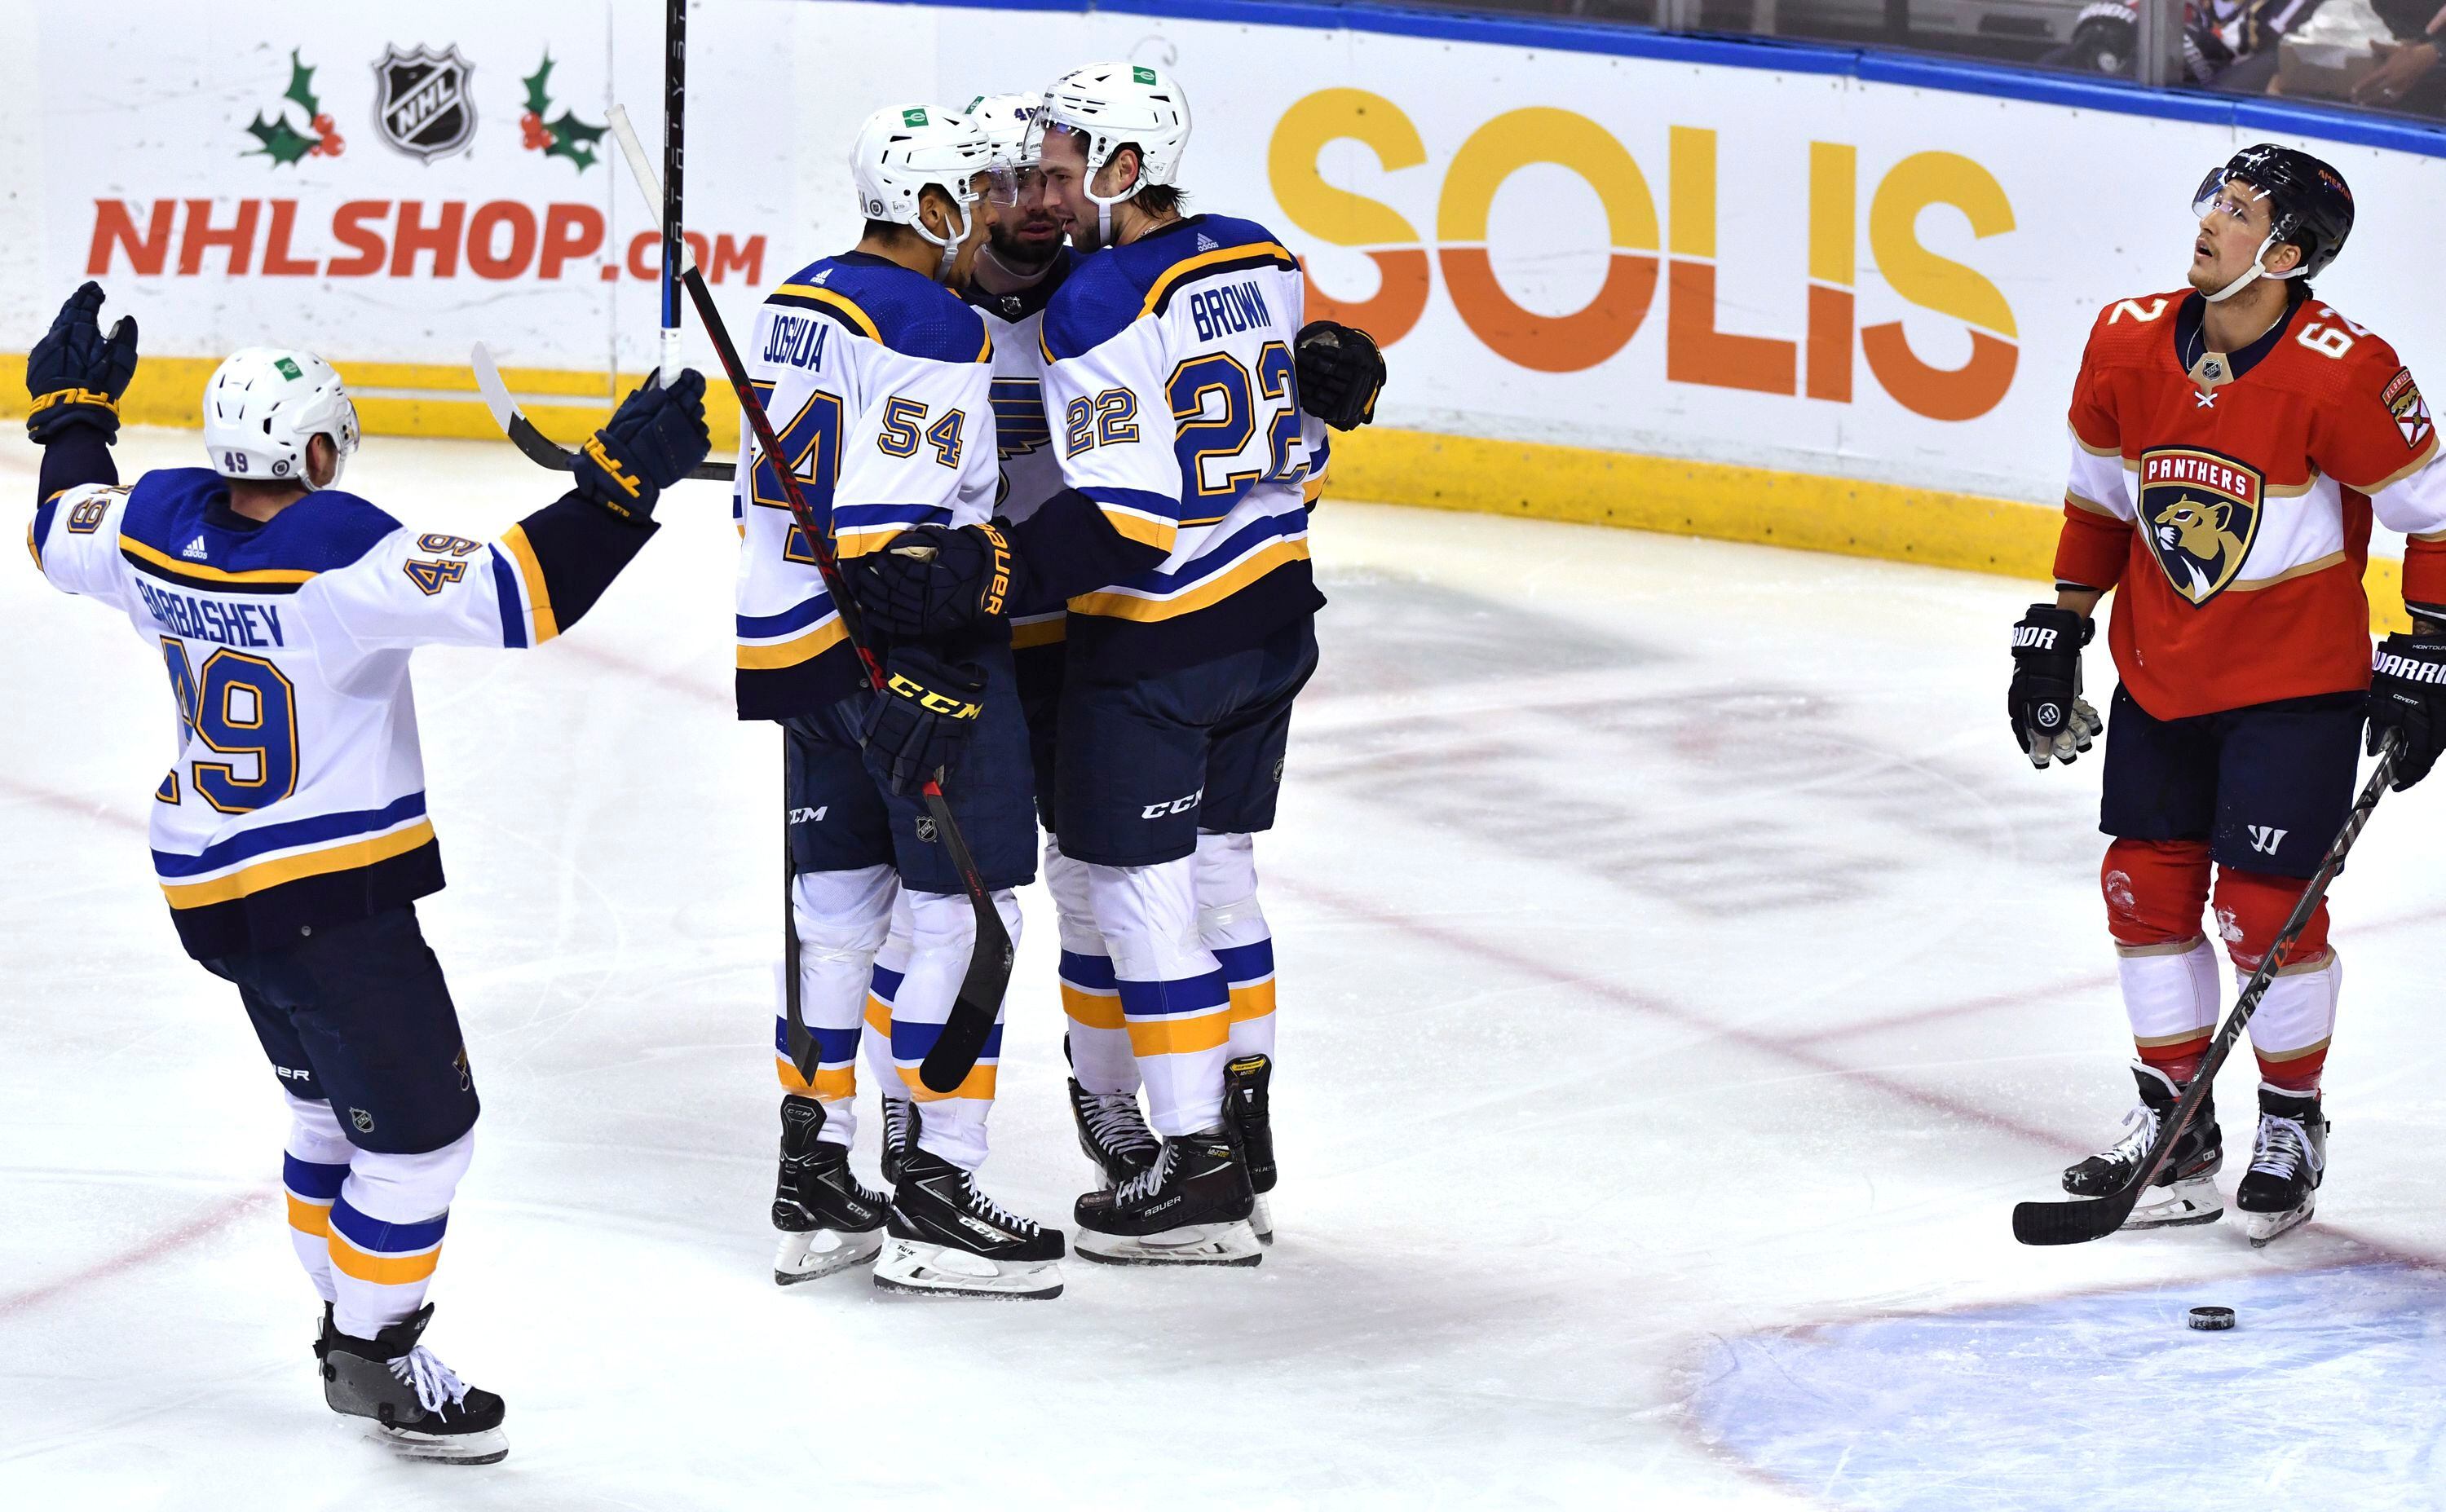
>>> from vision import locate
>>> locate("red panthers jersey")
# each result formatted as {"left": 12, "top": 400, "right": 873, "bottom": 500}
{"left": 2055, "top": 288, "right": 2446, "bottom": 719}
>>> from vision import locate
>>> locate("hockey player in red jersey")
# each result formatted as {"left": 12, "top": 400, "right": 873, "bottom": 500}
{"left": 2010, "top": 145, "right": 2446, "bottom": 1245}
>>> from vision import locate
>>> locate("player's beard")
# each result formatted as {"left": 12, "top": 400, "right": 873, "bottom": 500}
{"left": 989, "top": 221, "right": 1062, "bottom": 274}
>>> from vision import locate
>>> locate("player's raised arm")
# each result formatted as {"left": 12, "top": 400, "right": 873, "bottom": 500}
{"left": 308, "top": 371, "right": 710, "bottom": 654}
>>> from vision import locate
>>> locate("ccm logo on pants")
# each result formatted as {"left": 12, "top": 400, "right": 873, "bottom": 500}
{"left": 1141, "top": 788, "right": 1203, "bottom": 820}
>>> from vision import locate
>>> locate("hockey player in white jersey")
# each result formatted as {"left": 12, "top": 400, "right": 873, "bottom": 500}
{"left": 850, "top": 64, "right": 1387, "bottom": 1264}
{"left": 24, "top": 282, "right": 710, "bottom": 1461}
{"left": 741, "top": 104, "right": 1063, "bottom": 1298}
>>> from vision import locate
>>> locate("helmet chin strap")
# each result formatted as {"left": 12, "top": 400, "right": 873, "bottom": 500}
{"left": 2202, "top": 230, "right": 2306, "bottom": 305}
{"left": 1084, "top": 152, "right": 1140, "bottom": 249}
{"left": 913, "top": 195, "right": 976, "bottom": 281}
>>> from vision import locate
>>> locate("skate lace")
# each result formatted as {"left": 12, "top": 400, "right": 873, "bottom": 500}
{"left": 388, "top": 1346, "right": 471, "bottom": 1415}
{"left": 960, "top": 1178, "right": 1038, "bottom": 1235}
{"left": 1082, "top": 1092, "right": 1156, "bottom": 1154}
{"left": 1113, "top": 1141, "right": 1178, "bottom": 1204}
{"left": 2250, "top": 1114, "right": 2316, "bottom": 1180}
{"left": 2107, "top": 1101, "right": 2160, "bottom": 1162}
{"left": 884, "top": 1100, "right": 916, "bottom": 1144}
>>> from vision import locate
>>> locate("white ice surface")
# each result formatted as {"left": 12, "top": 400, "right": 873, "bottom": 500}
{"left": 7, "top": 431, "right": 2446, "bottom": 1508}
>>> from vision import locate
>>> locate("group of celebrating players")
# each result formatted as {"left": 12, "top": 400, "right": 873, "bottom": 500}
{"left": 29, "top": 52, "right": 2446, "bottom": 1474}
{"left": 20, "top": 62, "right": 1384, "bottom": 1463}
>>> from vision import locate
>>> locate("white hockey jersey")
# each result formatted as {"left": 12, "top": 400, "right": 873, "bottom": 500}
{"left": 1034, "top": 214, "right": 1328, "bottom": 677}
{"left": 29, "top": 465, "right": 648, "bottom": 957}
{"left": 732, "top": 252, "right": 1000, "bottom": 718}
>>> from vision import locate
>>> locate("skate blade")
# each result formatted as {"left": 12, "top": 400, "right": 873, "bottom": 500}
{"left": 373, "top": 1423, "right": 509, "bottom": 1465}
{"left": 2121, "top": 1178, "right": 2223, "bottom": 1232}
{"left": 1076, "top": 1219, "right": 1263, "bottom": 1267}
{"left": 1252, "top": 1193, "right": 1274, "bottom": 1246}
{"left": 773, "top": 1226, "right": 885, "bottom": 1285}
{"left": 2245, "top": 1201, "right": 2315, "bottom": 1248}
{"left": 871, "top": 1237, "right": 1063, "bottom": 1299}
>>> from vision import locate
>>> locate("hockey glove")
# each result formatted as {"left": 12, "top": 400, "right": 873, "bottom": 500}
{"left": 2368, "top": 633, "right": 2446, "bottom": 790}
{"left": 573, "top": 368, "right": 711, "bottom": 526}
{"left": 1294, "top": 320, "right": 1384, "bottom": 431}
{"left": 862, "top": 645, "right": 987, "bottom": 795}
{"left": 26, "top": 282, "right": 139, "bottom": 444}
{"left": 2009, "top": 604, "right": 2103, "bottom": 768}
{"left": 846, "top": 522, "right": 1019, "bottom": 639}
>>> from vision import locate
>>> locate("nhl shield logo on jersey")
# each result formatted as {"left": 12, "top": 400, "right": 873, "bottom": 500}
{"left": 2383, "top": 368, "right": 2433, "bottom": 451}
{"left": 2139, "top": 447, "right": 2263, "bottom": 606}
{"left": 372, "top": 44, "right": 476, "bottom": 163}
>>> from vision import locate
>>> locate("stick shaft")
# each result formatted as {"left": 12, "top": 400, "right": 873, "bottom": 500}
{"left": 659, "top": 0, "right": 686, "bottom": 377}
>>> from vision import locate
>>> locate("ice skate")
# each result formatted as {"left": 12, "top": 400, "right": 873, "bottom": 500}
{"left": 873, "top": 1149, "right": 1065, "bottom": 1299}
{"left": 2237, "top": 1085, "right": 2326, "bottom": 1247}
{"left": 1074, "top": 1128, "right": 1262, "bottom": 1267}
{"left": 316, "top": 1303, "right": 507, "bottom": 1465}
{"left": 2060, "top": 1063, "right": 2223, "bottom": 1229}
{"left": 1066, "top": 1076, "right": 1159, "bottom": 1190}
{"left": 880, "top": 1095, "right": 921, "bottom": 1187}
{"left": 770, "top": 1094, "right": 887, "bottom": 1284}
{"left": 1225, "top": 1054, "right": 1276, "bottom": 1244}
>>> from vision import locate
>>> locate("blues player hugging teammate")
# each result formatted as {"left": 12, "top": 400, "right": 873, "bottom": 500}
{"left": 850, "top": 64, "right": 1387, "bottom": 1267}
{"left": 22, "top": 284, "right": 710, "bottom": 1459}
{"left": 2010, "top": 146, "right": 2446, "bottom": 1246}
{"left": 739, "top": 104, "right": 1070, "bottom": 1298}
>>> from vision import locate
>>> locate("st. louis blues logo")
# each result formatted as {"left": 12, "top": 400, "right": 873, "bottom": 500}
{"left": 2138, "top": 446, "right": 2263, "bottom": 606}
{"left": 991, "top": 377, "right": 1050, "bottom": 459}
{"left": 372, "top": 43, "right": 476, "bottom": 163}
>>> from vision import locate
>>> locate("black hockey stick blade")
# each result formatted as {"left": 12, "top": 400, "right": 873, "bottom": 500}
{"left": 914, "top": 787, "right": 1017, "bottom": 1093}
{"left": 2012, "top": 1187, "right": 2141, "bottom": 1246}
{"left": 470, "top": 341, "right": 732, "bottom": 482}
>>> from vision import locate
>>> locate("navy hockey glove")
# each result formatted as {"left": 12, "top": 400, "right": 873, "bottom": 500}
{"left": 2009, "top": 604, "right": 2103, "bottom": 768}
{"left": 574, "top": 368, "right": 710, "bottom": 525}
{"left": 847, "top": 522, "right": 1018, "bottom": 639}
{"left": 1295, "top": 320, "right": 1384, "bottom": 431}
{"left": 862, "top": 645, "right": 987, "bottom": 794}
{"left": 2368, "top": 633, "right": 2446, "bottom": 790}
{"left": 26, "top": 282, "right": 139, "bottom": 443}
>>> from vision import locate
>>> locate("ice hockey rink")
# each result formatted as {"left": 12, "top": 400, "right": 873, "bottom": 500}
{"left": 8, "top": 430, "right": 2446, "bottom": 1509}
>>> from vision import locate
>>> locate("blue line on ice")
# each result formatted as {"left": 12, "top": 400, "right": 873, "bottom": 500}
{"left": 1689, "top": 1263, "right": 2446, "bottom": 1509}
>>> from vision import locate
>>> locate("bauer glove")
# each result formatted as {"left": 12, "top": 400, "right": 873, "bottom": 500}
{"left": 848, "top": 522, "right": 1019, "bottom": 640}
{"left": 2009, "top": 604, "right": 2103, "bottom": 768}
{"left": 1294, "top": 320, "right": 1384, "bottom": 431}
{"left": 574, "top": 368, "right": 711, "bottom": 525}
{"left": 2368, "top": 632, "right": 2446, "bottom": 790}
{"left": 862, "top": 645, "right": 987, "bottom": 795}
{"left": 27, "top": 282, "right": 139, "bottom": 444}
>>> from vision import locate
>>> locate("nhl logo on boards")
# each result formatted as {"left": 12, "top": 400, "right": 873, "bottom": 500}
{"left": 372, "top": 44, "right": 476, "bottom": 163}
{"left": 2384, "top": 368, "right": 2433, "bottom": 452}
{"left": 2138, "top": 446, "right": 2263, "bottom": 607}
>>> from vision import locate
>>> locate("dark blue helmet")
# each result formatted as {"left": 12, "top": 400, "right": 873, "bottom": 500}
{"left": 2193, "top": 143, "right": 2354, "bottom": 280}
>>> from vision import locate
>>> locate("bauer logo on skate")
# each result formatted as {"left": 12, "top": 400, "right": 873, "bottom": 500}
{"left": 2139, "top": 447, "right": 2264, "bottom": 606}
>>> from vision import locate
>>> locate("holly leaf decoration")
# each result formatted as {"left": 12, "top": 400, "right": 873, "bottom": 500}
{"left": 246, "top": 111, "right": 317, "bottom": 166}
{"left": 545, "top": 110, "right": 607, "bottom": 170}
{"left": 283, "top": 49, "right": 320, "bottom": 119}
{"left": 523, "top": 54, "right": 555, "bottom": 117}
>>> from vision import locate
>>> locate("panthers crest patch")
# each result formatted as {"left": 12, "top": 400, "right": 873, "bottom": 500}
{"left": 2383, "top": 368, "right": 2432, "bottom": 452}
{"left": 2138, "top": 447, "right": 2263, "bottom": 606}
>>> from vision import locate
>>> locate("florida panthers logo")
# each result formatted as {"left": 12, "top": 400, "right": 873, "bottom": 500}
{"left": 2138, "top": 447, "right": 2263, "bottom": 606}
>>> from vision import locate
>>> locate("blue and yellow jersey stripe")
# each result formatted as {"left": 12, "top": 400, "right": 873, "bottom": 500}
{"left": 152, "top": 792, "right": 435, "bottom": 910}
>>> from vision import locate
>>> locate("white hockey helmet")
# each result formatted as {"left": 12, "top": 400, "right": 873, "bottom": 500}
{"left": 850, "top": 104, "right": 1009, "bottom": 278}
{"left": 201, "top": 347, "right": 360, "bottom": 491}
{"left": 965, "top": 91, "right": 1044, "bottom": 171}
{"left": 1028, "top": 62, "right": 1190, "bottom": 241}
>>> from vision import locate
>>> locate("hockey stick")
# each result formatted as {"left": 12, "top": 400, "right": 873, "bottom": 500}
{"left": 468, "top": 343, "right": 734, "bottom": 483}
{"left": 2011, "top": 727, "right": 2404, "bottom": 1245}
{"left": 603, "top": 104, "right": 1013, "bottom": 1095}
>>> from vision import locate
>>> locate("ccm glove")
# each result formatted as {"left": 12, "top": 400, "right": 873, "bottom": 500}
{"left": 1294, "top": 320, "right": 1385, "bottom": 431}
{"left": 847, "top": 522, "right": 1019, "bottom": 639}
{"left": 2009, "top": 604, "right": 2104, "bottom": 769}
{"left": 27, "top": 281, "right": 139, "bottom": 443}
{"left": 573, "top": 368, "right": 711, "bottom": 525}
{"left": 2368, "top": 632, "right": 2446, "bottom": 790}
{"left": 862, "top": 645, "right": 987, "bottom": 795}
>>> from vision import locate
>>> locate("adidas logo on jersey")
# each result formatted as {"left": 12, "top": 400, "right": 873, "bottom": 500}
{"left": 181, "top": 536, "right": 209, "bottom": 560}
{"left": 1195, "top": 232, "right": 1220, "bottom": 252}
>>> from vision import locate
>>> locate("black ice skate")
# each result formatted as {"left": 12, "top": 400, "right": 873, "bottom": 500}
{"left": 2061, "top": 1063, "right": 2223, "bottom": 1228}
{"left": 1074, "top": 1128, "right": 1262, "bottom": 1267}
{"left": 1066, "top": 1076, "right": 1159, "bottom": 1190}
{"left": 879, "top": 1095, "right": 921, "bottom": 1187}
{"left": 873, "top": 1148, "right": 1065, "bottom": 1299}
{"left": 316, "top": 1303, "right": 507, "bottom": 1464}
{"left": 1224, "top": 1054, "right": 1277, "bottom": 1245}
{"left": 771, "top": 1094, "right": 887, "bottom": 1284}
{"left": 2236, "top": 1085, "right": 2327, "bottom": 1247}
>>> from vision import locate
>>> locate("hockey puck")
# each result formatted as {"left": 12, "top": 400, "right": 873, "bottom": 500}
{"left": 2187, "top": 1306, "right": 2236, "bottom": 1332}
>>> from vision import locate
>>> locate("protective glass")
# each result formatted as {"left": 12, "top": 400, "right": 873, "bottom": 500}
{"left": 2192, "top": 167, "right": 2266, "bottom": 226}
{"left": 973, "top": 163, "right": 1020, "bottom": 208}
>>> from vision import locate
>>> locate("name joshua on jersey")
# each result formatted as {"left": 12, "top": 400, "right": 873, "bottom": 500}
{"left": 763, "top": 313, "right": 831, "bottom": 372}
{"left": 1189, "top": 281, "right": 1274, "bottom": 343}
{"left": 135, "top": 580, "right": 287, "bottom": 649}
